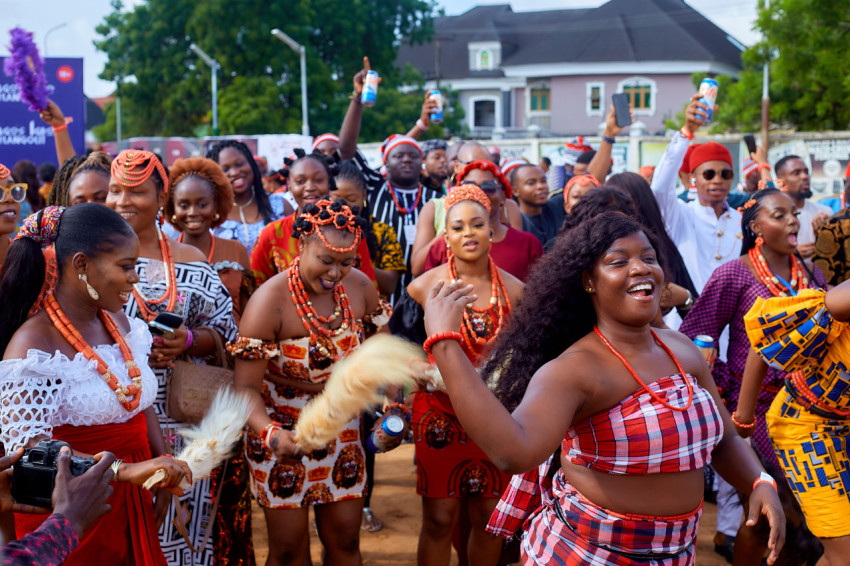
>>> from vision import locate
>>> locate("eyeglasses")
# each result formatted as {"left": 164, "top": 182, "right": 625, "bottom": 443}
{"left": 1, "top": 183, "right": 27, "bottom": 203}
{"left": 461, "top": 180, "right": 501, "bottom": 195}
{"left": 700, "top": 169, "right": 734, "bottom": 181}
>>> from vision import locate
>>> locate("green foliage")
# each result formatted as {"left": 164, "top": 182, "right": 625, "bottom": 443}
{"left": 710, "top": 0, "right": 850, "bottom": 132}
{"left": 94, "top": 0, "right": 437, "bottom": 141}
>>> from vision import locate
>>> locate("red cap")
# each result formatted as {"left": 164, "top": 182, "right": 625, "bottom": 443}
{"left": 680, "top": 145, "right": 699, "bottom": 175}
{"left": 688, "top": 142, "right": 732, "bottom": 172}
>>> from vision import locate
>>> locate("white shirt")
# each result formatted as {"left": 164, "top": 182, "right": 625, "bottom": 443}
{"left": 651, "top": 132, "right": 743, "bottom": 293}
{"left": 797, "top": 199, "right": 832, "bottom": 246}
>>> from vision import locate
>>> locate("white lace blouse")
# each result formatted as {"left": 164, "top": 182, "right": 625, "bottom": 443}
{"left": 0, "top": 317, "right": 158, "bottom": 451}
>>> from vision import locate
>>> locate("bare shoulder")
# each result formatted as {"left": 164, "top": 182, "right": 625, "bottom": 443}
{"left": 499, "top": 269, "right": 524, "bottom": 303}
{"left": 653, "top": 328, "right": 705, "bottom": 375}
{"left": 239, "top": 273, "right": 291, "bottom": 338}
{"left": 343, "top": 269, "right": 378, "bottom": 316}
{"left": 3, "top": 313, "right": 63, "bottom": 361}
{"left": 407, "top": 266, "right": 446, "bottom": 306}
{"left": 169, "top": 237, "right": 207, "bottom": 263}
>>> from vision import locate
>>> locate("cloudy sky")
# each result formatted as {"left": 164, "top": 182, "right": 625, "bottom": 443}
{"left": 1, "top": 0, "right": 760, "bottom": 99}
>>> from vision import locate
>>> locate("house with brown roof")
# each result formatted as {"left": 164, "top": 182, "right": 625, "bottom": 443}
{"left": 398, "top": 0, "right": 744, "bottom": 137}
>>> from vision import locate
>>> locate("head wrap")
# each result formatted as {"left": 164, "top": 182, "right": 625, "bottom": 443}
{"left": 688, "top": 142, "right": 733, "bottom": 173}
{"left": 742, "top": 158, "right": 758, "bottom": 178}
{"left": 312, "top": 133, "right": 340, "bottom": 151}
{"left": 444, "top": 184, "right": 491, "bottom": 215}
{"left": 457, "top": 160, "right": 513, "bottom": 199}
{"left": 0, "top": 163, "right": 10, "bottom": 179}
{"left": 421, "top": 139, "right": 448, "bottom": 157}
{"left": 680, "top": 145, "right": 699, "bottom": 176}
{"left": 14, "top": 206, "right": 65, "bottom": 245}
{"left": 500, "top": 158, "right": 528, "bottom": 179}
{"left": 564, "top": 174, "right": 601, "bottom": 200}
{"left": 564, "top": 136, "right": 593, "bottom": 167}
{"left": 381, "top": 134, "right": 423, "bottom": 164}
{"left": 292, "top": 197, "right": 362, "bottom": 253}
{"left": 111, "top": 149, "right": 169, "bottom": 193}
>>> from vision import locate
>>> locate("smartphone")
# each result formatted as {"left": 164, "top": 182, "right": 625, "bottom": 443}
{"left": 612, "top": 93, "right": 632, "bottom": 128}
{"left": 743, "top": 133, "right": 757, "bottom": 155}
{"left": 148, "top": 312, "right": 182, "bottom": 340}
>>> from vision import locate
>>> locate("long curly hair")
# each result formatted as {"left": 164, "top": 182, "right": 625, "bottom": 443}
{"left": 206, "top": 140, "right": 275, "bottom": 224}
{"left": 484, "top": 211, "right": 665, "bottom": 412}
{"left": 166, "top": 157, "right": 233, "bottom": 230}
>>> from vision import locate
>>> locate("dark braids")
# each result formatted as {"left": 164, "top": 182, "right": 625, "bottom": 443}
{"left": 206, "top": 140, "right": 275, "bottom": 224}
{"left": 281, "top": 148, "right": 340, "bottom": 194}
{"left": 292, "top": 197, "right": 368, "bottom": 240}
{"left": 48, "top": 152, "right": 112, "bottom": 207}
{"left": 335, "top": 159, "right": 378, "bottom": 259}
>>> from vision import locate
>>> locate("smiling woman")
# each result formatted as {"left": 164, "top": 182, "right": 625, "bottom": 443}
{"left": 0, "top": 163, "right": 23, "bottom": 268}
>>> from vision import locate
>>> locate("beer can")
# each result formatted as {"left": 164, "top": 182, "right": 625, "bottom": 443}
{"left": 697, "top": 78, "right": 718, "bottom": 123}
{"left": 694, "top": 334, "right": 717, "bottom": 371}
{"left": 361, "top": 70, "right": 380, "bottom": 107}
{"left": 365, "top": 413, "right": 405, "bottom": 454}
{"left": 429, "top": 89, "right": 444, "bottom": 123}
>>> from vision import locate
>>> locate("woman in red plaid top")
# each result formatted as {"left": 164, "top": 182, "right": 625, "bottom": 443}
{"left": 422, "top": 212, "right": 786, "bottom": 565}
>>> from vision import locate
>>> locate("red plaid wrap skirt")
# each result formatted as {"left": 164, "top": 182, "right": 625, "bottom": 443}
{"left": 522, "top": 472, "right": 701, "bottom": 565}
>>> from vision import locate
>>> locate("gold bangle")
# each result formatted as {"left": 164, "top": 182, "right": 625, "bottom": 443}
{"left": 110, "top": 459, "right": 124, "bottom": 481}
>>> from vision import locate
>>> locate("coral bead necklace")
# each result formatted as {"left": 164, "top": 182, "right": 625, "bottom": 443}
{"left": 133, "top": 224, "right": 178, "bottom": 321}
{"left": 44, "top": 292, "right": 143, "bottom": 412}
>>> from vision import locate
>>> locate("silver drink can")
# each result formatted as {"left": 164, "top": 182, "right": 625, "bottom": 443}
{"left": 698, "top": 78, "right": 718, "bottom": 123}
{"left": 429, "top": 89, "right": 444, "bottom": 123}
{"left": 361, "top": 70, "right": 380, "bottom": 107}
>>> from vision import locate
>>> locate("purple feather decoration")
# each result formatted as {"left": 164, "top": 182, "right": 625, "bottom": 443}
{"left": 3, "top": 27, "right": 49, "bottom": 112}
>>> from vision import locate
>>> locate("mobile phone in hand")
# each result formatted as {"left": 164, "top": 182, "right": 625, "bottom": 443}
{"left": 743, "top": 134, "right": 757, "bottom": 155}
{"left": 612, "top": 93, "right": 632, "bottom": 128}
{"left": 149, "top": 312, "right": 182, "bottom": 340}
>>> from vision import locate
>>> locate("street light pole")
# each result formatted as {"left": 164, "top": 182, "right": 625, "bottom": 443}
{"left": 189, "top": 43, "right": 221, "bottom": 136}
{"left": 271, "top": 28, "right": 309, "bottom": 137}
{"left": 44, "top": 23, "right": 67, "bottom": 56}
{"left": 761, "top": 0, "right": 770, "bottom": 152}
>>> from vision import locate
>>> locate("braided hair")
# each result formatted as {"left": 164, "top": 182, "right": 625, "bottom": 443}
{"left": 281, "top": 148, "right": 340, "bottom": 195}
{"left": 292, "top": 197, "right": 368, "bottom": 246}
{"left": 49, "top": 152, "right": 112, "bottom": 207}
{"left": 740, "top": 188, "right": 783, "bottom": 255}
{"left": 206, "top": 140, "right": 275, "bottom": 224}
{"left": 334, "top": 159, "right": 378, "bottom": 259}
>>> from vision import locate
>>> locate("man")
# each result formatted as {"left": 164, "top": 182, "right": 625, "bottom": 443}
{"left": 813, "top": 179, "right": 850, "bottom": 286}
{"left": 488, "top": 145, "right": 501, "bottom": 166}
{"left": 451, "top": 141, "right": 492, "bottom": 185}
{"left": 573, "top": 149, "right": 595, "bottom": 177}
{"left": 539, "top": 156, "right": 550, "bottom": 173}
{"left": 312, "top": 133, "right": 340, "bottom": 158}
{"left": 512, "top": 163, "right": 565, "bottom": 245}
{"left": 651, "top": 94, "right": 741, "bottom": 293}
{"left": 738, "top": 158, "right": 760, "bottom": 194}
{"left": 420, "top": 139, "right": 448, "bottom": 193}
{"left": 775, "top": 154, "right": 831, "bottom": 258}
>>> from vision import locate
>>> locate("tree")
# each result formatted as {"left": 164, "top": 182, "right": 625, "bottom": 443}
{"left": 710, "top": 0, "right": 850, "bottom": 132}
{"left": 94, "top": 0, "right": 437, "bottom": 140}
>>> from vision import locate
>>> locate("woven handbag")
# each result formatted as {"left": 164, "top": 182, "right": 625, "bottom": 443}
{"left": 167, "top": 327, "right": 234, "bottom": 424}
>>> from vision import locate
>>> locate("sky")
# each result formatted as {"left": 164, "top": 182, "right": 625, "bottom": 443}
{"left": 1, "top": 0, "right": 760, "bottom": 99}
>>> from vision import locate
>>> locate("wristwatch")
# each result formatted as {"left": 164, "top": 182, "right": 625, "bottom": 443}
{"left": 681, "top": 290, "right": 694, "bottom": 311}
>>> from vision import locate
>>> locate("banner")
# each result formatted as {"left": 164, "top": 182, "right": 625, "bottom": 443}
{"left": 0, "top": 57, "right": 85, "bottom": 167}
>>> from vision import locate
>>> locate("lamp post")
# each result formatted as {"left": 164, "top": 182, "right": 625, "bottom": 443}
{"left": 271, "top": 28, "right": 309, "bottom": 137}
{"left": 44, "top": 23, "right": 67, "bottom": 56}
{"left": 189, "top": 43, "right": 220, "bottom": 136}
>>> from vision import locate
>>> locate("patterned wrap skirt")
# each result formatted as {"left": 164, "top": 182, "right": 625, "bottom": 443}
{"left": 522, "top": 472, "right": 701, "bottom": 565}
{"left": 245, "top": 379, "right": 366, "bottom": 508}
{"left": 767, "top": 388, "right": 850, "bottom": 538}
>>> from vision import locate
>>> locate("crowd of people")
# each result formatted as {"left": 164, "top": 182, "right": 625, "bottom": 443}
{"left": 0, "top": 57, "right": 849, "bottom": 566}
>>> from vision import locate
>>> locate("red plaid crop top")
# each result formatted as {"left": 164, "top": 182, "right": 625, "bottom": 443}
{"left": 563, "top": 373, "right": 724, "bottom": 475}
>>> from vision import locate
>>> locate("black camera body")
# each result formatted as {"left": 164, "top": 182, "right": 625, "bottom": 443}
{"left": 12, "top": 439, "right": 96, "bottom": 509}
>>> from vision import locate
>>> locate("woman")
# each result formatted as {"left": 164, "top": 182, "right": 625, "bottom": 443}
{"left": 419, "top": 161, "right": 543, "bottom": 282}
{"left": 742, "top": 261, "right": 850, "bottom": 564}
{"left": 251, "top": 150, "right": 376, "bottom": 286}
{"left": 422, "top": 211, "right": 785, "bottom": 564}
{"left": 163, "top": 156, "right": 256, "bottom": 564}
{"left": 404, "top": 185, "right": 524, "bottom": 566}
{"left": 105, "top": 149, "right": 238, "bottom": 565}
{"left": 411, "top": 160, "right": 523, "bottom": 277}
{"left": 11, "top": 160, "right": 42, "bottom": 219}
{"left": 207, "top": 140, "right": 293, "bottom": 254}
{"left": 48, "top": 151, "right": 111, "bottom": 207}
{"left": 0, "top": 204, "right": 191, "bottom": 565}
{"left": 0, "top": 163, "right": 23, "bottom": 267}
{"left": 166, "top": 157, "right": 253, "bottom": 322}
{"left": 231, "top": 197, "right": 390, "bottom": 565}
{"left": 331, "top": 159, "right": 405, "bottom": 299}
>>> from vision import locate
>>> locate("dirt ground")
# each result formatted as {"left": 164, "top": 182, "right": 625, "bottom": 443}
{"left": 251, "top": 443, "right": 728, "bottom": 565}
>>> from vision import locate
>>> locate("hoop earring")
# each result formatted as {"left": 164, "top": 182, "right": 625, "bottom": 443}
{"left": 79, "top": 273, "right": 100, "bottom": 300}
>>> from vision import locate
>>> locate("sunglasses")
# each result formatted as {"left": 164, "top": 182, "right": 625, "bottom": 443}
{"left": 700, "top": 169, "right": 734, "bottom": 181}
{"left": 461, "top": 179, "right": 501, "bottom": 195}
{"left": 1, "top": 183, "right": 27, "bottom": 203}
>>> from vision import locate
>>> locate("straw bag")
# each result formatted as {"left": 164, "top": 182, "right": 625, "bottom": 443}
{"left": 167, "top": 327, "right": 234, "bottom": 424}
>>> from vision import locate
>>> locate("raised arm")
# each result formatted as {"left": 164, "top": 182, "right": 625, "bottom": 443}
{"left": 38, "top": 100, "right": 76, "bottom": 166}
{"left": 338, "top": 57, "right": 372, "bottom": 160}
{"left": 587, "top": 105, "right": 630, "bottom": 184}
{"left": 405, "top": 93, "right": 440, "bottom": 140}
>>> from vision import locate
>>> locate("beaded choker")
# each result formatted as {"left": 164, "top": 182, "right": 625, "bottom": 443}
{"left": 287, "top": 256, "right": 353, "bottom": 359}
{"left": 748, "top": 242, "right": 808, "bottom": 297}
{"left": 44, "top": 293, "right": 143, "bottom": 412}
{"left": 447, "top": 252, "right": 511, "bottom": 360}
{"left": 133, "top": 224, "right": 178, "bottom": 321}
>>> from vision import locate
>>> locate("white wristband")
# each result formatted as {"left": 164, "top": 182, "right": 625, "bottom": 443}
{"left": 416, "top": 118, "right": 429, "bottom": 131}
{"left": 752, "top": 471, "right": 776, "bottom": 492}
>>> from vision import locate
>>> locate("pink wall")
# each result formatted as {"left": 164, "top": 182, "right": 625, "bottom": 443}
{"left": 548, "top": 74, "right": 696, "bottom": 135}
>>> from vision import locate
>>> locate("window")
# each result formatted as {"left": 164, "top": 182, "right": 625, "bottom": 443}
{"left": 468, "top": 41, "right": 500, "bottom": 71}
{"left": 586, "top": 81, "right": 604, "bottom": 116}
{"left": 616, "top": 77, "right": 657, "bottom": 115}
{"left": 473, "top": 99, "right": 496, "bottom": 128}
{"left": 530, "top": 88, "right": 549, "bottom": 112}
{"left": 480, "top": 50, "right": 490, "bottom": 69}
